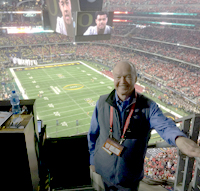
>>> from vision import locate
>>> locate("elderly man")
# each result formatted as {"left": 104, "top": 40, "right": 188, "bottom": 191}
{"left": 56, "top": 0, "right": 73, "bottom": 36}
{"left": 83, "top": 11, "right": 112, "bottom": 35}
{"left": 87, "top": 60, "right": 200, "bottom": 190}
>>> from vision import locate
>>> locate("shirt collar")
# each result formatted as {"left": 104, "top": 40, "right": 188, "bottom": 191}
{"left": 115, "top": 90, "right": 136, "bottom": 106}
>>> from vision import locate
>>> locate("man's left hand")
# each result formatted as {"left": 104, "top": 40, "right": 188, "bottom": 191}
{"left": 176, "top": 136, "right": 200, "bottom": 158}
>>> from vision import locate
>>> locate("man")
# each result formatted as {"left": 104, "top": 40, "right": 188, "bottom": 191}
{"left": 87, "top": 60, "right": 200, "bottom": 190}
{"left": 56, "top": 0, "right": 73, "bottom": 36}
{"left": 83, "top": 11, "right": 112, "bottom": 36}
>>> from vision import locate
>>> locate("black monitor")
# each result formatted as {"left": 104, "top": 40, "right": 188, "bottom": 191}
{"left": 75, "top": 11, "right": 114, "bottom": 42}
{"left": 46, "top": 0, "right": 80, "bottom": 37}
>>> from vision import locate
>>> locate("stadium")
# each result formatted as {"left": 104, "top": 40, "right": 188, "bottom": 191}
{"left": 0, "top": 0, "right": 200, "bottom": 190}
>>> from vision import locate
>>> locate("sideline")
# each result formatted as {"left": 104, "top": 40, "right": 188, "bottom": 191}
{"left": 9, "top": 68, "right": 29, "bottom": 99}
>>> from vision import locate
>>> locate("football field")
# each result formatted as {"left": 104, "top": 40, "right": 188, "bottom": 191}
{"left": 10, "top": 61, "right": 182, "bottom": 143}
{"left": 10, "top": 61, "right": 114, "bottom": 138}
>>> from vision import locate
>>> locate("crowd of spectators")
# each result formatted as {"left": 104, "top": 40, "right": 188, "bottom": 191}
{"left": 0, "top": 33, "right": 72, "bottom": 47}
{"left": 0, "top": 1, "right": 199, "bottom": 190}
{"left": 1, "top": 20, "right": 42, "bottom": 27}
{"left": 112, "top": 24, "right": 134, "bottom": 36}
{"left": 0, "top": 14, "right": 42, "bottom": 27}
{"left": 76, "top": 44, "right": 200, "bottom": 102}
{"left": 0, "top": 1, "right": 42, "bottom": 12}
{"left": 144, "top": 86, "right": 199, "bottom": 114}
{"left": 0, "top": 62, "right": 20, "bottom": 100}
{"left": 101, "top": 66, "right": 200, "bottom": 114}
{"left": 0, "top": 4, "right": 199, "bottom": 110}
{"left": 0, "top": 10, "right": 199, "bottom": 191}
{"left": 0, "top": 38, "right": 200, "bottom": 101}
{"left": 130, "top": 27, "right": 200, "bottom": 49}
{"left": 104, "top": 0, "right": 200, "bottom": 13}
{"left": 144, "top": 143, "right": 199, "bottom": 190}
{"left": 0, "top": 30, "right": 200, "bottom": 100}
{"left": 144, "top": 148, "right": 178, "bottom": 181}
{"left": 107, "top": 37, "right": 200, "bottom": 66}
{"left": 139, "top": 59, "right": 200, "bottom": 99}
{"left": 1, "top": 0, "right": 199, "bottom": 14}
{"left": 104, "top": 0, "right": 199, "bottom": 6}
{"left": 143, "top": 148, "right": 178, "bottom": 191}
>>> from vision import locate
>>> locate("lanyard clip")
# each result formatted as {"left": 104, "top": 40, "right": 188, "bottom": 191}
{"left": 119, "top": 138, "right": 125, "bottom": 145}
{"left": 109, "top": 130, "right": 113, "bottom": 138}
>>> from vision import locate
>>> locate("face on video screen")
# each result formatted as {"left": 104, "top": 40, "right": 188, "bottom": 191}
{"left": 58, "top": 0, "right": 72, "bottom": 26}
{"left": 77, "top": 11, "right": 113, "bottom": 38}
{"left": 95, "top": 14, "right": 108, "bottom": 31}
{"left": 46, "top": 0, "right": 80, "bottom": 37}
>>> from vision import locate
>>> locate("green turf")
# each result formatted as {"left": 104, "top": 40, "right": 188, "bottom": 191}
{"left": 11, "top": 61, "right": 183, "bottom": 144}
{"left": 12, "top": 62, "right": 114, "bottom": 138}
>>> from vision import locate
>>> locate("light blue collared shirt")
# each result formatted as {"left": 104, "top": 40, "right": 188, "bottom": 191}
{"left": 115, "top": 91, "right": 136, "bottom": 128}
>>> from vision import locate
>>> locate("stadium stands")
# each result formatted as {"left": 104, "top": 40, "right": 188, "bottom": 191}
{"left": 0, "top": 1, "right": 42, "bottom": 12}
{"left": 144, "top": 148, "right": 178, "bottom": 181}
{"left": 1, "top": 1, "right": 200, "bottom": 190}
{"left": 104, "top": 0, "right": 200, "bottom": 13}
{"left": 131, "top": 28, "right": 200, "bottom": 49}
{"left": 0, "top": 34, "right": 200, "bottom": 103}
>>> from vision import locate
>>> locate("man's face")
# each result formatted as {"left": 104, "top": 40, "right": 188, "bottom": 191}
{"left": 59, "top": 0, "right": 72, "bottom": 25}
{"left": 113, "top": 62, "right": 137, "bottom": 100}
{"left": 95, "top": 14, "right": 108, "bottom": 30}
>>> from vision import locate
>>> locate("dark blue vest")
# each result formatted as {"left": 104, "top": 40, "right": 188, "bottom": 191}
{"left": 94, "top": 90, "right": 152, "bottom": 187}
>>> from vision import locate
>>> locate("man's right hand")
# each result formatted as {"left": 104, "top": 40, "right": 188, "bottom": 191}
{"left": 90, "top": 165, "right": 95, "bottom": 172}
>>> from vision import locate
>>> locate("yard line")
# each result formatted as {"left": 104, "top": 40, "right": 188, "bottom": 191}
{"left": 39, "top": 105, "right": 92, "bottom": 115}
{"left": 50, "top": 86, "right": 59, "bottom": 94}
{"left": 78, "top": 61, "right": 114, "bottom": 81}
{"left": 27, "top": 82, "right": 113, "bottom": 96}
{"left": 33, "top": 90, "right": 100, "bottom": 101}
{"left": 9, "top": 68, "right": 29, "bottom": 99}
{"left": 46, "top": 116, "right": 92, "bottom": 128}
{"left": 36, "top": 95, "right": 99, "bottom": 108}
{"left": 55, "top": 87, "right": 61, "bottom": 93}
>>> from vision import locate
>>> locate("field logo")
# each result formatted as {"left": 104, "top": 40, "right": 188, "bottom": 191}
{"left": 57, "top": 74, "right": 65, "bottom": 79}
{"left": 84, "top": 98, "right": 96, "bottom": 106}
{"left": 63, "top": 84, "right": 84, "bottom": 90}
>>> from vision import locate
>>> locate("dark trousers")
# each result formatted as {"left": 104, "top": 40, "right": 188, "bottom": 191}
{"left": 102, "top": 178, "right": 140, "bottom": 191}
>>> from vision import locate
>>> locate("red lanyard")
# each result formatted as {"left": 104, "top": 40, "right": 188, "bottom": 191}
{"left": 110, "top": 102, "right": 136, "bottom": 139}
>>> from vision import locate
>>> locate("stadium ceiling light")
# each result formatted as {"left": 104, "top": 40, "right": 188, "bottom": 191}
{"left": 114, "top": 11, "right": 129, "bottom": 15}
{"left": 15, "top": 11, "right": 42, "bottom": 14}
{"left": 160, "top": 12, "right": 174, "bottom": 15}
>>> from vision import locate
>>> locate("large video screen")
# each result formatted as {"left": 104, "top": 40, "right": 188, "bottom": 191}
{"left": 46, "top": 0, "right": 80, "bottom": 37}
{"left": 75, "top": 11, "right": 113, "bottom": 41}
{"left": 0, "top": 12, "right": 42, "bottom": 28}
{"left": 0, "top": 11, "right": 51, "bottom": 34}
